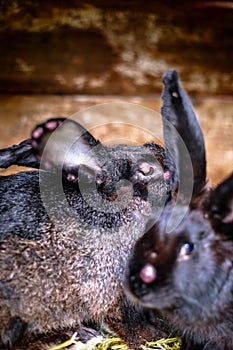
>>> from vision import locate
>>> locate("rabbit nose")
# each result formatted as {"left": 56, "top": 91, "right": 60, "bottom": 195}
{"left": 139, "top": 263, "right": 157, "bottom": 284}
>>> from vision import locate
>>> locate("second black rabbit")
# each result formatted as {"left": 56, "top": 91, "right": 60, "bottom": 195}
{"left": 126, "top": 70, "right": 233, "bottom": 350}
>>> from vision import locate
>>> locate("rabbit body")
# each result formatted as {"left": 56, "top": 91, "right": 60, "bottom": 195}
{"left": 0, "top": 181, "right": 169, "bottom": 349}
{"left": 125, "top": 69, "right": 233, "bottom": 350}
{"left": 0, "top": 120, "right": 169, "bottom": 348}
{"left": 0, "top": 226, "right": 146, "bottom": 346}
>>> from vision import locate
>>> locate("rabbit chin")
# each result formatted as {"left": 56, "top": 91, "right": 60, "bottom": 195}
{"left": 132, "top": 288, "right": 181, "bottom": 312}
{"left": 128, "top": 282, "right": 210, "bottom": 320}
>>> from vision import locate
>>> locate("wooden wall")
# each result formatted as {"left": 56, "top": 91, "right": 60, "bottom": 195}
{"left": 0, "top": 1, "right": 232, "bottom": 184}
{"left": 0, "top": 0, "right": 232, "bottom": 95}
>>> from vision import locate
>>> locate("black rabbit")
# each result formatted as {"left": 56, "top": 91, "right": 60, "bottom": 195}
{"left": 0, "top": 111, "right": 170, "bottom": 347}
{"left": 126, "top": 70, "right": 233, "bottom": 350}
{"left": 0, "top": 117, "right": 169, "bottom": 240}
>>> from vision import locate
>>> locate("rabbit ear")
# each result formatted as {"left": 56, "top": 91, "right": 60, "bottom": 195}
{"left": 205, "top": 173, "right": 233, "bottom": 236}
{"left": 31, "top": 118, "right": 102, "bottom": 182}
{"left": 0, "top": 139, "right": 40, "bottom": 169}
{"left": 0, "top": 117, "right": 67, "bottom": 170}
{"left": 161, "top": 70, "right": 206, "bottom": 199}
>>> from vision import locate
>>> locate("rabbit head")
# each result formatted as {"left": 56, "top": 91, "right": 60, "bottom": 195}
{"left": 127, "top": 176, "right": 233, "bottom": 311}
{"left": 126, "top": 70, "right": 233, "bottom": 349}
{"left": 0, "top": 115, "right": 169, "bottom": 206}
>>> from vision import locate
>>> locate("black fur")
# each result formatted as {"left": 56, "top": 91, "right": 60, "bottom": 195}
{"left": 0, "top": 117, "right": 169, "bottom": 240}
{"left": 0, "top": 139, "right": 39, "bottom": 169}
{"left": 1, "top": 317, "right": 27, "bottom": 348}
{"left": 0, "top": 103, "right": 170, "bottom": 348}
{"left": 126, "top": 70, "right": 233, "bottom": 350}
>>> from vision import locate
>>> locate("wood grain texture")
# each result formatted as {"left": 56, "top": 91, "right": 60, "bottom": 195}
{"left": 0, "top": 1, "right": 232, "bottom": 95}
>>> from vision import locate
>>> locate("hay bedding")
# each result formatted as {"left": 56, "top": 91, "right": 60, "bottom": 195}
{"left": 48, "top": 334, "right": 182, "bottom": 350}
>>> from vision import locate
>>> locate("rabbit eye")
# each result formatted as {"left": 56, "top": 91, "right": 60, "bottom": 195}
{"left": 178, "top": 243, "right": 194, "bottom": 261}
{"left": 139, "top": 162, "right": 154, "bottom": 176}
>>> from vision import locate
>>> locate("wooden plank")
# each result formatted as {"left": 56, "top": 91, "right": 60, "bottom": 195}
{"left": 0, "top": 95, "right": 232, "bottom": 185}
{"left": 0, "top": 1, "right": 232, "bottom": 95}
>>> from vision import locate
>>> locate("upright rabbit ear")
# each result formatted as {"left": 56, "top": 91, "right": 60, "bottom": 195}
{"left": 205, "top": 173, "right": 233, "bottom": 236}
{"left": 0, "top": 139, "right": 40, "bottom": 169}
{"left": 31, "top": 118, "right": 102, "bottom": 182}
{"left": 161, "top": 70, "right": 206, "bottom": 199}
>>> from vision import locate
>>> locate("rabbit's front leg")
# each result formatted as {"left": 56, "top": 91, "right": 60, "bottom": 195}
{"left": 0, "top": 316, "right": 27, "bottom": 348}
{"left": 107, "top": 301, "right": 170, "bottom": 349}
